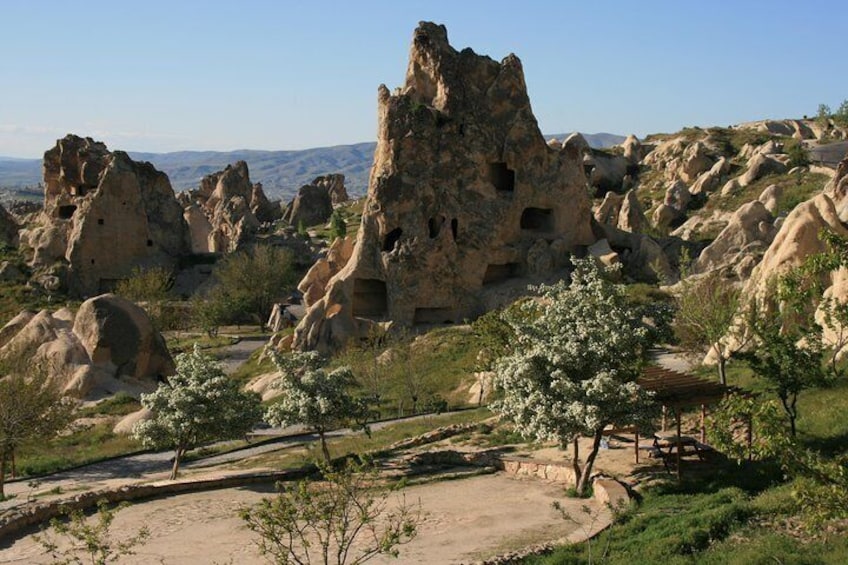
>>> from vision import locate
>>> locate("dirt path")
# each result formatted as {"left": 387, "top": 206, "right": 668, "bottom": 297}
{"left": 1, "top": 473, "right": 606, "bottom": 564}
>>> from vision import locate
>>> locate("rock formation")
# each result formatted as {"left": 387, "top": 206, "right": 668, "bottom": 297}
{"left": 691, "top": 200, "right": 776, "bottom": 280}
{"left": 594, "top": 190, "right": 647, "bottom": 233}
{"left": 313, "top": 174, "right": 349, "bottom": 206}
{"left": 282, "top": 183, "right": 334, "bottom": 228}
{"left": 292, "top": 22, "right": 595, "bottom": 351}
{"left": 0, "top": 294, "right": 173, "bottom": 399}
{"left": 179, "top": 161, "right": 279, "bottom": 253}
{"left": 0, "top": 203, "right": 18, "bottom": 246}
{"left": 18, "top": 135, "right": 190, "bottom": 296}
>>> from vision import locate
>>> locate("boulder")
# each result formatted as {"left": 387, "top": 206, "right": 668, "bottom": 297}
{"left": 691, "top": 200, "right": 776, "bottom": 279}
{"left": 292, "top": 22, "right": 595, "bottom": 352}
{"left": 738, "top": 153, "right": 788, "bottom": 187}
{"left": 594, "top": 190, "right": 646, "bottom": 233}
{"left": 681, "top": 142, "right": 714, "bottom": 183}
{"left": 311, "top": 174, "right": 349, "bottom": 206}
{"left": 0, "top": 293, "right": 175, "bottom": 399}
{"left": 621, "top": 134, "right": 642, "bottom": 163}
{"left": 690, "top": 157, "right": 729, "bottom": 195}
{"left": 758, "top": 184, "right": 783, "bottom": 215}
{"left": 298, "top": 236, "right": 355, "bottom": 308}
{"left": 283, "top": 183, "right": 334, "bottom": 227}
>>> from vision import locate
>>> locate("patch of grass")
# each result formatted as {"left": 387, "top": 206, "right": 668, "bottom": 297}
{"left": 230, "top": 345, "right": 277, "bottom": 385}
{"left": 16, "top": 422, "right": 141, "bottom": 478}
{"left": 166, "top": 333, "right": 239, "bottom": 355}
{"left": 78, "top": 392, "right": 141, "bottom": 418}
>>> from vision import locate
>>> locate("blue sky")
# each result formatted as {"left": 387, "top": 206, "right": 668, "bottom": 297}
{"left": 1, "top": 0, "right": 845, "bottom": 158}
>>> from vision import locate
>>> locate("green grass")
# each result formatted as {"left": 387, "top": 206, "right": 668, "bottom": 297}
{"left": 16, "top": 422, "right": 142, "bottom": 478}
{"left": 704, "top": 171, "right": 827, "bottom": 215}
{"left": 77, "top": 392, "right": 141, "bottom": 418}
{"left": 229, "top": 345, "right": 277, "bottom": 385}
{"left": 166, "top": 333, "right": 239, "bottom": 355}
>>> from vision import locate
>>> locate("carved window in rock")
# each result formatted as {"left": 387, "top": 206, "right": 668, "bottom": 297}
{"left": 520, "top": 207, "right": 554, "bottom": 232}
{"left": 57, "top": 205, "right": 77, "bottom": 219}
{"left": 428, "top": 215, "right": 446, "bottom": 238}
{"left": 488, "top": 162, "right": 515, "bottom": 192}
{"left": 450, "top": 218, "right": 458, "bottom": 241}
{"left": 482, "top": 262, "right": 521, "bottom": 285}
{"left": 147, "top": 239, "right": 154, "bottom": 247}
{"left": 382, "top": 228, "right": 403, "bottom": 252}
{"left": 413, "top": 307, "right": 456, "bottom": 325}
{"left": 352, "top": 279, "right": 388, "bottom": 318}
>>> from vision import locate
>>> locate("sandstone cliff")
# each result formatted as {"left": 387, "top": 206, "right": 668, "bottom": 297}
{"left": 19, "top": 135, "right": 190, "bottom": 297}
{"left": 292, "top": 22, "right": 595, "bottom": 352}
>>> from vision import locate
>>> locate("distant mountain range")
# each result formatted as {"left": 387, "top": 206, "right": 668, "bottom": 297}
{"left": 0, "top": 133, "right": 624, "bottom": 202}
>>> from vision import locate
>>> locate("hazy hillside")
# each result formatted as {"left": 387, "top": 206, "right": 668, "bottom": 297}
{"left": 0, "top": 133, "right": 624, "bottom": 202}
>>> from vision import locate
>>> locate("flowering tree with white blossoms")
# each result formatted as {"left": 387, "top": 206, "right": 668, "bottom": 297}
{"left": 133, "top": 345, "right": 263, "bottom": 479}
{"left": 266, "top": 351, "right": 370, "bottom": 463}
{"left": 494, "top": 258, "right": 659, "bottom": 495}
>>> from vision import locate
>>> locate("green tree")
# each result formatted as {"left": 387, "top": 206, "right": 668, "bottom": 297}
{"left": 673, "top": 273, "right": 747, "bottom": 386}
{"left": 210, "top": 245, "right": 298, "bottom": 329}
{"left": 834, "top": 99, "right": 848, "bottom": 128}
{"left": 493, "top": 258, "right": 659, "bottom": 495}
{"left": 741, "top": 290, "right": 828, "bottom": 437}
{"left": 708, "top": 394, "right": 848, "bottom": 529}
{"left": 785, "top": 139, "right": 810, "bottom": 169}
{"left": 329, "top": 209, "right": 347, "bottom": 241}
{"left": 241, "top": 459, "right": 418, "bottom": 565}
{"left": 133, "top": 346, "right": 262, "bottom": 479}
{"left": 34, "top": 500, "right": 150, "bottom": 565}
{"left": 114, "top": 265, "right": 173, "bottom": 328}
{"left": 816, "top": 103, "right": 832, "bottom": 128}
{"left": 0, "top": 350, "right": 74, "bottom": 497}
{"left": 265, "top": 351, "right": 369, "bottom": 463}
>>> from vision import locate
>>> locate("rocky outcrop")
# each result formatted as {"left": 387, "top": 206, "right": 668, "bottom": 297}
{"left": 738, "top": 153, "right": 788, "bottom": 187}
{"left": 283, "top": 183, "right": 333, "bottom": 228}
{"left": 691, "top": 201, "right": 776, "bottom": 280}
{"left": 0, "top": 203, "right": 18, "bottom": 246}
{"left": 758, "top": 184, "right": 783, "bottom": 214}
{"left": 826, "top": 157, "right": 848, "bottom": 219}
{"left": 652, "top": 180, "right": 691, "bottom": 230}
{"left": 690, "top": 157, "right": 729, "bottom": 195}
{"left": 621, "top": 134, "right": 642, "bottom": 163}
{"left": 0, "top": 294, "right": 173, "bottom": 399}
{"left": 298, "top": 236, "right": 355, "bottom": 307}
{"left": 743, "top": 194, "right": 848, "bottom": 302}
{"left": 19, "top": 135, "right": 190, "bottom": 296}
{"left": 292, "top": 22, "right": 595, "bottom": 351}
{"left": 313, "top": 174, "right": 349, "bottom": 206}
{"left": 179, "top": 161, "right": 277, "bottom": 253}
{"left": 594, "top": 190, "right": 647, "bottom": 233}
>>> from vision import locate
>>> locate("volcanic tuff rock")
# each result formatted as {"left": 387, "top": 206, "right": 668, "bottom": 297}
{"left": 180, "top": 160, "right": 279, "bottom": 253}
{"left": 282, "top": 183, "right": 333, "bottom": 228}
{"left": 0, "top": 294, "right": 173, "bottom": 399}
{"left": 0, "top": 202, "right": 18, "bottom": 246}
{"left": 594, "top": 190, "right": 647, "bottom": 233}
{"left": 292, "top": 22, "right": 595, "bottom": 351}
{"left": 18, "top": 135, "right": 190, "bottom": 296}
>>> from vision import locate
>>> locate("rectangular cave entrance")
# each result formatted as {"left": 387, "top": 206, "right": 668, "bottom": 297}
{"left": 413, "top": 307, "right": 457, "bottom": 325}
{"left": 520, "top": 207, "right": 554, "bottom": 231}
{"left": 352, "top": 278, "right": 388, "bottom": 318}
{"left": 488, "top": 162, "right": 515, "bottom": 192}
{"left": 482, "top": 262, "right": 521, "bottom": 285}
{"left": 57, "top": 205, "right": 77, "bottom": 219}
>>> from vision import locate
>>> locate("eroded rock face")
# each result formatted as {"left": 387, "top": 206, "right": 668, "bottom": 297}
{"left": 0, "top": 203, "right": 18, "bottom": 246}
{"left": 292, "top": 22, "right": 595, "bottom": 351}
{"left": 180, "top": 161, "right": 278, "bottom": 253}
{"left": 0, "top": 294, "right": 173, "bottom": 399}
{"left": 283, "top": 183, "right": 334, "bottom": 228}
{"left": 594, "top": 190, "right": 647, "bottom": 233}
{"left": 691, "top": 200, "right": 776, "bottom": 279}
{"left": 19, "top": 135, "right": 190, "bottom": 296}
{"left": 314, "top": 174, "right": 349, "bottom": 206}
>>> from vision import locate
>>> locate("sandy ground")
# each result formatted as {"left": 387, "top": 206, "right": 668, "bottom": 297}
{"left": 0, "top": 473, "right": 606, "bottom": 565}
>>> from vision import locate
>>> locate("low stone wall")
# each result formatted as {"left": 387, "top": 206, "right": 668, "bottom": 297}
{"left": 0, "top": 468, "right": 313, "bottom": 542}
{"left": 497, "top": 456, "right": 578, "bottom": 485}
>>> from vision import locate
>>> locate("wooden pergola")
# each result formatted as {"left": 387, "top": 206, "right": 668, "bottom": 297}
{"left": 631, "top": 365, "right": 740, "bottom": 477}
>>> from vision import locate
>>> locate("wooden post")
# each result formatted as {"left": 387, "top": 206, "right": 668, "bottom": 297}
{"left": 700, "top": 404, "right": 707, "bottom": 443}
{"left": 676, "top": 409, "right": 682, "bottom": 480}
{"left": 662, "top": 405, "right": 668, "bottom": 432}
{"left": 747, "top": 416, "right": 753, "bottom": 462}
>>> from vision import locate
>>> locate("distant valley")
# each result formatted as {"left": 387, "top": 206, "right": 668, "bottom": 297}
{"left": 0, "top": 133, "right": 624, "bottom": 202}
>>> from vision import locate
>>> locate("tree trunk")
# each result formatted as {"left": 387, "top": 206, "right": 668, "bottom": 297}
{"left": 576, "top": 431, "right": 604, "bottom": 496}
{"left": 319, "top": 431, "right": 331, "bottom": 463}
{"left": 0, "top": 449, "right": 6, "bottom": 498}
{"left": 716, "top": 348, "right": 728, "bottom": 386}
{"left": 571, "top": 438, "right": 581, "bottom": 489}
{"left": 170, "top": 447, "right": 184, "bottom": 480}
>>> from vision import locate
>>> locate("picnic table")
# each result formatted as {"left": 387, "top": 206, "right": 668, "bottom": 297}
{"left": 650, "top": 433, "right": 708, "bottom": 473}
